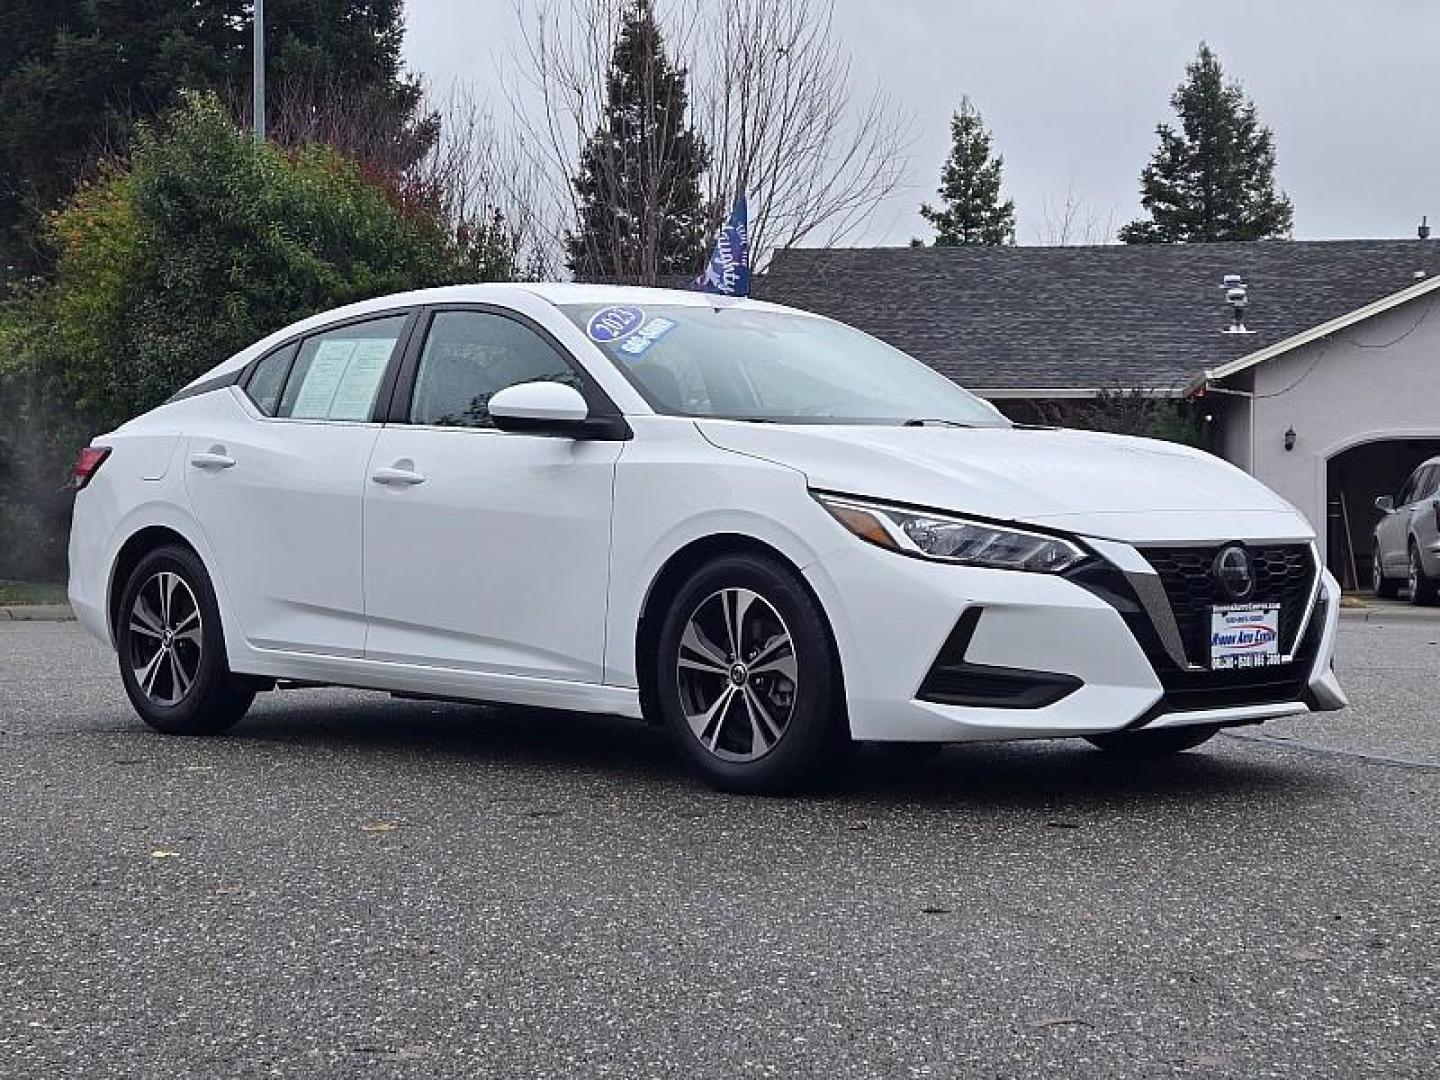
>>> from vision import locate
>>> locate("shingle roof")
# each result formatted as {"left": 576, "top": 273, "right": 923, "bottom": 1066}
{"left": 755, "top": 240, "right": 1440, "bottom": 394}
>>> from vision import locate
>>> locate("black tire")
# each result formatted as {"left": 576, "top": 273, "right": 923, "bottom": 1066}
{"left": 1084, "top": 724, "right": 1221, "bottom": 755}
{"left": 654, "top": 553, "right": 847, "bottom": 794}
{"left": 115, "top": 544, "right": 254, "bottom": 735}
{"left": 1373, "top": 547, "right": 1401, "bottom": 599}
{"left": 1409, "top": 544, "right": 1439, "bottom": 606}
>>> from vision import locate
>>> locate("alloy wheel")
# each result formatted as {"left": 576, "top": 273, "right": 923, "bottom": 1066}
{"left": 127, "top": 571, "right": 204, "bottom": 706}
{"left": 1409, "top": 551, "right": 1420, "bottom": 599}
{"left": 675, "top": 587, "right": 798, "bottom": 763}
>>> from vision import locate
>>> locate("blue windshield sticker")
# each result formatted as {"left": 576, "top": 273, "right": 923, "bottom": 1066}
{"left": 587, "top": 306, "right": 646, "bottom": 343}
{"left": 617, "top": 317, "right": 677, "bottom": 358}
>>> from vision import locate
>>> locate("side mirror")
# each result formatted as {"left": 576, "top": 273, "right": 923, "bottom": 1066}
{"left": 1375, "top": 495, "right": 1395, "bottom": 513}
{"left": 489, "top": 382, "right": 590, "bottom": 436}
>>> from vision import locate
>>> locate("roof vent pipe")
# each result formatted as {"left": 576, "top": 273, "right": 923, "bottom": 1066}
{"left": 1221, "top": 274, "right": 1255, "bottom": 335}
{"left": 1421, "top": 216, "right": 1431, "bottom": 240}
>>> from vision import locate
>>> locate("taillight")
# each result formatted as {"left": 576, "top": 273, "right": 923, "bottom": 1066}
{"left": 72, "top": 446, "right": 111, "bottom": 490}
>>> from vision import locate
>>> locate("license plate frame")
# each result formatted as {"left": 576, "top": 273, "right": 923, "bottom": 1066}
{"left": 1209, "top": 603, "right": 1283, "bottom": 670}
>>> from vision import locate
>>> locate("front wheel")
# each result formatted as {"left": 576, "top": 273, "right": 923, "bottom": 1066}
{"left": 1372, "top": 547, "right": 1401, "bottom": 599}
{"left": 654, "top": 553, "right": 846, "bottom": 793}
{"left": 1085, "top": 724, "right": 1221, "bottom": 755}
{"left": 116, "top": 544, "right": 255, "bottom": 735}
{"left": 1409, "top": 545, "right": 1439, "bottom": 606}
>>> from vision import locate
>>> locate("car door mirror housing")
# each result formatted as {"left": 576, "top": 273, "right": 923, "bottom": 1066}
{"left": 489, "top": 381, "right": 622, "bottom": 439}
{"left": 1375, "top": 495, "right": 1395, "bottom": 513}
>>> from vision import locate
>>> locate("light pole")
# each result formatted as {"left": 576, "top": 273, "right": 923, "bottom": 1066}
{"left": 253, "top": 0, "right": 265, "bottom": 142}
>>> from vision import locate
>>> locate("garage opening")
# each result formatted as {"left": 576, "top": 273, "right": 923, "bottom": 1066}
{"left": 1326, "top": 437, "right": 1440, "bottom": 589}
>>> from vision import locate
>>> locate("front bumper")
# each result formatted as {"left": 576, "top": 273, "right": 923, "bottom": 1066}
{"left": 804, "top": 535, "right": 1345, "bottom": 743}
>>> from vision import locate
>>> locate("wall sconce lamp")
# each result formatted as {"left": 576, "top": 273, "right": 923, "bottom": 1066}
{"left": 1283, "top": 427, "right": 1297, "bottom": 452}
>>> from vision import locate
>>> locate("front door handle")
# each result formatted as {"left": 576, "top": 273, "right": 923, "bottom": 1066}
{"left": 371, "top": 465, "right": 426, "bottom": 486}
{"left": 190, "top": 450, "right": 235, "bottom": 470}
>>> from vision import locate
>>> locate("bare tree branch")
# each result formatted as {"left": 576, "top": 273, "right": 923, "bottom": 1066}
{"left": 508, "top": 0, "right": 913, "bottom": 279}
{"left": 1033, "top": 178, "right": 1120, "bottom": 247}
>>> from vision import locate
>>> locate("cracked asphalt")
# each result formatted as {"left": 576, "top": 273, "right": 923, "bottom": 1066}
{"left": 1, "top": 617, "right": 1437, "bottom": 1078}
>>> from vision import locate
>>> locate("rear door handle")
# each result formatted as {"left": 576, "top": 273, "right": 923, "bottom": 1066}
{"left": 189, "top": 451, "right": 235, "bottom": 470}
{"left": 371, "top": 466, "right": 426, "bottom": 486}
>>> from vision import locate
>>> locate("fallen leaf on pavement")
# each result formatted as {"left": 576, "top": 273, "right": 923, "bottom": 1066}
{"left": 359, "top": 821, "right": 405, "bottom": 833}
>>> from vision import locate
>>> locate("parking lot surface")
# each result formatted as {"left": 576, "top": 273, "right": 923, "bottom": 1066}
{"left": 2, "top": 618, "right": 1437, "bottom": 1078}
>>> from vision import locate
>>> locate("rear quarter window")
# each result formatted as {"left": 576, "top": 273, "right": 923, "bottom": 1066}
{"left": 243, "top": 343, "right": 297, "bottom": 417}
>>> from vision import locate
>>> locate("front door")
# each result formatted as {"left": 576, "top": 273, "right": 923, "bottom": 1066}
{"left": 1412, "top": 465, "right": 1440, "bottom": 563}
{"left": 185, "top": 313, "right": 412, "bottom": 656}
{"left": 1380, "top": 465, "right": 1433, "bottom": 575}
{"left": 362, "top": 308, "right": 622, "bottom": 681}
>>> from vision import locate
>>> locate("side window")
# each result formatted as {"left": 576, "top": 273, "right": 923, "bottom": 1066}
{"left": 409, "top": 311, "right": 581, "bottom": 428}
{"left": 1399, "top": 468, "right": 1425, "bottom": 507}
{"left": 277, "top": 315, "right": 408, "bottom": 421}
{"left": 243, "top": 343, "right": 296, "bottom": 417}
{"left": 1416, "top": 465, "right": 1439, "bottom": 502}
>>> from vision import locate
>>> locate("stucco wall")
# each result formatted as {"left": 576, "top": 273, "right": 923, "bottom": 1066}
{"left": 1233, "top": 296, "right": 1440, "bottom": 557}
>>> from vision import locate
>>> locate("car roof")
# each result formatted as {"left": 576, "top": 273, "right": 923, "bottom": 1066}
{"left": 177, "top": 282, "right": 811, "bottom": 391}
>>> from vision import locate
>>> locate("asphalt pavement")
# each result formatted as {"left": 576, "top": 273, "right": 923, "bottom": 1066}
{"left": 1, "top": 618, "right": 1437, "bottom": 1079}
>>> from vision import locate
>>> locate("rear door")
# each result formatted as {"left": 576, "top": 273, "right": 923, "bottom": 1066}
{"left": 185, "top": 312, "right": 414, "bottom": 656}
{"left": 362, "top": 306, "right": 623, "bottom": 681}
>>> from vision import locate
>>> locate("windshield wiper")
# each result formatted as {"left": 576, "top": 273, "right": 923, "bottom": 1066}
{"left": 901, "top": 418, "right": 977, "bottom": 428}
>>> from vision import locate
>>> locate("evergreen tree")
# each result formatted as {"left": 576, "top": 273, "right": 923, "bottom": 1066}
{"left": 566, "top": 0, "right": 709, "bottom": 282}
{"left": 1120, "top": 43, "right": 1293, "bottom": 244}
{"left": 920, "top": 98, "right": 1015, "bottom": 246}
{"left": 0, "top": 0, "right": 433, "bottom": 276}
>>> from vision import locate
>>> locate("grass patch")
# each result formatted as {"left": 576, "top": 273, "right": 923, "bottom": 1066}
{"left": 0, "top": 580, "right": 68, "bottom": 605}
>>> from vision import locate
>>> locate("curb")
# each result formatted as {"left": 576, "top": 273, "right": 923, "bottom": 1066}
{"left": 0, "top": 604, "right": 75, "bottom": 622}
{"left": 1338, "top": 605, "right": 1440, "bottom": 622}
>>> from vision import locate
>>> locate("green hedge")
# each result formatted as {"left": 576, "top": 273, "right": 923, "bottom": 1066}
{"left": 0, "top": 92, "right": 514, "bottom": 582}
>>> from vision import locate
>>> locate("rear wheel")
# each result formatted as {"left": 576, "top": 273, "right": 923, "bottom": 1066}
{"left": 1372, "top": 547, "right": 1401, "bottom": 599}
{"left": 1085, "top": 724, "right": 1221, "bottom": 755}
{"left": 116, "top": 545, "right": 254, "bottom": 735}
{"left": 654, "top": 553, "right": 846, "bottom": 793}
{"left": 1409, "top": 544, "right": 1439, "bottom": 606}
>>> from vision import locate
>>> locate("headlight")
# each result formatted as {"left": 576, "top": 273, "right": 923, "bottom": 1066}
{"left": 814, "top": 493, "right": 1087, "bottom": 573}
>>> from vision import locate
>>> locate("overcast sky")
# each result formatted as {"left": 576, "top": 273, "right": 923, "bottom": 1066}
{"left": 402, "top": 0, "right": 1438, "bottom": 247}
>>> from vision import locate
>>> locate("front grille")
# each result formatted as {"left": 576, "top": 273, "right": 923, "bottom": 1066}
{"left": 1062, "top": 548, "right": 1324, "bottom": 719}
{"left": 1139, "top": 544, "right": 1316, "bottom": 664}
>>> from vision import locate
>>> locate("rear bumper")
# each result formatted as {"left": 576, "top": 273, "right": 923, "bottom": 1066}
{"left": 68, "top": 492, "right": 114, "bottom": 647}
{"left": 804, "top": 537, "right": 1344, "bottom": 744}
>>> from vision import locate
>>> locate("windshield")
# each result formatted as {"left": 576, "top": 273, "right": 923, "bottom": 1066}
{"left": 560, "top": 303, "right": 1009, "bottom": 426}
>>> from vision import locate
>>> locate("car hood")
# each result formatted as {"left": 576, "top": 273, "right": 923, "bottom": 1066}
{"left": 697, "top": 421, "right": 1314, "bottom": 545}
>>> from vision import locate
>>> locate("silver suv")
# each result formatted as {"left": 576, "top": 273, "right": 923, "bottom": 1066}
{"left": 1373, "top": 456, "right": 1440, "bottom": 605}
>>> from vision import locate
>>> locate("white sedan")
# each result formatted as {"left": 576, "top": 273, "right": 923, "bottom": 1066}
{"left": 68, "top": 284, "right": 1346, "bottom": 792}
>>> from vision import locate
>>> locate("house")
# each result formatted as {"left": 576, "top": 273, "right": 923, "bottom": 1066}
{"left": 757, "top": 239, "right": 1440, "bottom": 588}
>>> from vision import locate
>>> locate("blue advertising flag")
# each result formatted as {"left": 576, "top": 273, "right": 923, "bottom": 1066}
{"left": 693, "top": 196, "right": 751, "bottom": 297}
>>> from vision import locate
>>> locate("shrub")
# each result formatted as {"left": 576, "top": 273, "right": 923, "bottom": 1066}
{"left": 0, "top": 91, "right": 518, "bottom": 579}
{"left": 13, "top": 91, "right": 510, "bottom": 425}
